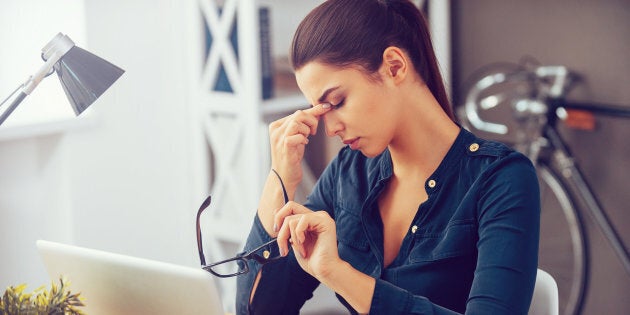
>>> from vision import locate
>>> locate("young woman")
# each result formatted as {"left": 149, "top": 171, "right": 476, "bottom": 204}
{"left": 236, "top": 0, "right": 540, "bottom": 314}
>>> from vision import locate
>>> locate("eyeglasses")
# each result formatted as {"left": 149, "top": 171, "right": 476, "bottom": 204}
{"left": 196, "top": 170, "right": 289, "bottom": 278}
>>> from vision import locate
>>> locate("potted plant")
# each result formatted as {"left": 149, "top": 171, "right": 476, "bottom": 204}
{"left": 0, "top": 277, "right": 85, "bottom": 315}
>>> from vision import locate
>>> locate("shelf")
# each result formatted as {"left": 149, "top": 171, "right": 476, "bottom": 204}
{"left": 261, "top": 94, "right": 308, "bottom": 115}
{"left": 259, "top": 56, "right": 308, "bottom": 116}
{"left": 0, "top": 114, "right": 96, "bottom": 142}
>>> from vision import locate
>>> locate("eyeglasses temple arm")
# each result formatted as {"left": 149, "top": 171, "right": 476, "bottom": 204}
{"left": 271, "top": 169, "right": 289, "bottom": 204}
{"left": 196, "top": 196, "right": 212, "bottom": 266}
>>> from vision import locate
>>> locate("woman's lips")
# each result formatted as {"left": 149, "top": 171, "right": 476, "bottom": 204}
{"left": 343, "top": 138, "right": 360, "bottom": 150}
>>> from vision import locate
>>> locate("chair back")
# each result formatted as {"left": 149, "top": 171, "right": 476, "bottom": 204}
{"left": 528, "top": 269, "right": 559, "bottom": 315}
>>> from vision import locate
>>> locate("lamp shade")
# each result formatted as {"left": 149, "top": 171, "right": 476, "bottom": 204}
{"left": 0, "top": 33, "right": 124, "bottom": 126}
{"left": 53, "top": 45, "right": 125, "bottom": 116}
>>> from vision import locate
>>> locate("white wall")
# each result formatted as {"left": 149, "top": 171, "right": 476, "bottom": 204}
{"left": 0, "top": 135, "right": 74, "bottom": 289}
{"left": 68, "top": 0, "right": 196, "bottom": 263}
{"left": 0, "top": 0, "right": 199, "bottom": 290}
{"left": 0, "top": 0, "right": 87, "bottom": 290}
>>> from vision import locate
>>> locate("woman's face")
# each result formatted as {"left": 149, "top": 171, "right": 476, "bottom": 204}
{"left": 295, "top": 61, "right": 399, "bottom": 158}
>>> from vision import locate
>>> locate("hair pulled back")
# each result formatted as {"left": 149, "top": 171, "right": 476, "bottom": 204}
{"left": 290, "top": 0, "right": 454, "bottom": 120}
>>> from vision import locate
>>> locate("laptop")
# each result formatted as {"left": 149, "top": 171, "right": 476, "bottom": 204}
{"left": 37, "top": 240, "right": 224, "bottom": 315}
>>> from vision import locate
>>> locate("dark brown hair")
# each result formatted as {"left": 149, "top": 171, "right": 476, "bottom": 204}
{"left": 290, "top": 0, "right": 454, "bottom": 121}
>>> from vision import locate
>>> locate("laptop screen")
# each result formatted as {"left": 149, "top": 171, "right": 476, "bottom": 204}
{"left": 37, "top": 240, "right": 224, "bottom": 315}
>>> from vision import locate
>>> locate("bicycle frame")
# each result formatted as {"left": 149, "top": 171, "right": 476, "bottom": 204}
{"left": 544, "top": 98, "right": 630, "bottom": 275}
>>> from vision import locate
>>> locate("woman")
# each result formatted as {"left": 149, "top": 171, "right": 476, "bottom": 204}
{"left": 236, "top": 0, "right": 540, "bottom": 314}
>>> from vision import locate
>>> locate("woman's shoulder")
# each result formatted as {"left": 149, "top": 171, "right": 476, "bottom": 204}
{"left": 462, "top": 130, "right": 533, "bottom": 167}
{"left": 456, "top": 129, "right": 537, "bottom": 185}
{"left": 460, "top": 128, "right": 514, "bottom": 158}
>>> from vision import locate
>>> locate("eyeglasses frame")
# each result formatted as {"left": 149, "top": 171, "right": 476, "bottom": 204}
{"left": 196, "top": 169, "right": 289, "bottom": 278}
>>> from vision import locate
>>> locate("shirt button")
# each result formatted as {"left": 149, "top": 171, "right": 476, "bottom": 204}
{"left": 411, "top": 225, "right": 418, "bottom": 234}
{"left": 469, "top": 143, "right": 480, "bottom": 152}
{"left": 428, "top": 179, "right": 436, "bottom": 188}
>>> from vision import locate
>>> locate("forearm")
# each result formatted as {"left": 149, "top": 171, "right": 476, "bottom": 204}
{"left": 237, "top": 214, "right": 319, "bottom": 314}
{"left": 257, "top": 170, "right": 297, "bottom": 236}
{"left": 320, "top": 259, "right": 375, "bottom": 314}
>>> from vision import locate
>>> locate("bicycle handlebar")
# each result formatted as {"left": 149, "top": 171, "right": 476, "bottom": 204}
{"left": 463, "top": 65, "right": 572, "bottom": 135}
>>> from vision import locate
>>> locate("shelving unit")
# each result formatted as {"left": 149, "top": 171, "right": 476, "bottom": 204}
{"left": 189, "top": 0, "right": 318, "bottom": 311}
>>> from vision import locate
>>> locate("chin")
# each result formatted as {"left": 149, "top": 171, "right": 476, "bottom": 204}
{"left": 359, "top": 146, "right": 386, "bottom": 158}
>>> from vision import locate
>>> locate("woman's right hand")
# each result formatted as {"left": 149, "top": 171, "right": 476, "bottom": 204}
{"left": 268, "top": 104, "right": 331, "bottom": 191}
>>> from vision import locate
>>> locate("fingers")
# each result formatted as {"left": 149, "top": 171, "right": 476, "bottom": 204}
{"left": 288, "top": 120, "right": 313, "bottom": 138}
{"left": 273, "top": 201, "right": 310, "bottom": 234}
{"left": 290, "top": 218, "right": 304, "bottom": 257}
{"left": 275, "top": 201, "right": 311, "bottom": 257}
{"left": 276, "top": 209, "right": 332, "bottom": 259}
{"left": 294, "top": 214, "right": 312, "bottom": 245}
{"left": 268, "top": 104, "right": 332, "bottom": 179}
{"left": 303, "top": 103, "right": 332, "bottom": 119}
{"left": 276, "top": 217, "right": 292, "bottom": 257}
{"left": 302, "top": 103, "right": 332, "bottom": 134}
{"left": 270, "top": 104, "right": 331, "bottom": 137}
{"left": 288, "top": 108, "right": 322, "bottom": 136}
{"left": 285, "top": 134, "right": 309, "bottom": 147}
{"left": 276, "top": 214, "right": 307, "bottom": 258}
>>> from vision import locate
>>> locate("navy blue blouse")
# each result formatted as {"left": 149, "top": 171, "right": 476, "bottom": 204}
{"left": 236, "top": 128, "right": 540, "bottom": 314}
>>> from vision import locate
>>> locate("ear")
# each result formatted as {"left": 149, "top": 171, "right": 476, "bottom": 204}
{"left": 381, "top": 46, "right": 408, "bottom": 84}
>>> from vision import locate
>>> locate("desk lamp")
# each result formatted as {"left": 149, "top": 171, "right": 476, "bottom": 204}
{"left": 0, "top": 33, "right": 124, "bottom": 126}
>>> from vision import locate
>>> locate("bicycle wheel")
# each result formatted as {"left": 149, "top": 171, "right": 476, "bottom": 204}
{"left": 537, "top": 164, "right": 587, "bottom": 315}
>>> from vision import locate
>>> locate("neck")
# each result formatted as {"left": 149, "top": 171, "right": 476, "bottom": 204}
{"left": 387, "top": 84, "right": 460, "bottom": 180}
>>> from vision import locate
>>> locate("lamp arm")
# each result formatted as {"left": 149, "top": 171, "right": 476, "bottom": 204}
{"left": 0, "top": 32, "right": 75, "bottom": 126}
{"left": 0, "top": 54, "right": 62, "bottom": 126}
{"left": 0, "top": 91, "right": 28, "bottom": 126}
{"left": 22, "top": 51, "right": 64, "bottom": 95}
{"left": 19, "top": 33, "right": 76, "bottom": 96}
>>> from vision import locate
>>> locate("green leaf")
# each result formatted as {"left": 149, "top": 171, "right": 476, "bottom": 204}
{"left": 0, "top": 277, "right": 86, "bottom": 315}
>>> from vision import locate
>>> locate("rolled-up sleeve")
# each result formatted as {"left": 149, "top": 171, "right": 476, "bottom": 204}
{"left": 235, "top": 213, "right": 319, "bottom": 314}
{"left": 236, "top": 155, "right": 341, "bottom": 314}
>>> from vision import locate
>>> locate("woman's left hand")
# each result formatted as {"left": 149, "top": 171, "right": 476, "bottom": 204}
{"left": 275, "top": 202, "right": 341, "bottom": 280}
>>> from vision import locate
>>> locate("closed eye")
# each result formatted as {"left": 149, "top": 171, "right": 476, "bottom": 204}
{"left": 332, "top": 99, "right": 345, "bottom": 109}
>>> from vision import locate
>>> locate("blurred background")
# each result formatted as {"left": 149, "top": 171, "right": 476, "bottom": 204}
{"left": 0, "top": 0, "right": 627, "bottom": 314}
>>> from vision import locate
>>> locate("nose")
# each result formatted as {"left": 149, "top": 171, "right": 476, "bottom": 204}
{"left": 322, "top": 112, "right": 343, "bottom": 137}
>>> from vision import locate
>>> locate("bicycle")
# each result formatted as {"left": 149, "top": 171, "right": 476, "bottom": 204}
{"left": 457, "top": 62, "right": 630, "bottom": 315}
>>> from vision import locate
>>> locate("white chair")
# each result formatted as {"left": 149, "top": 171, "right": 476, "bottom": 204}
{"left": 528, "top": 269, "right": 559, "bottom": 315}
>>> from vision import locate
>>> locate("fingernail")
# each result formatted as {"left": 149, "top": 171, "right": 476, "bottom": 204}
{"left": 321, "top": 103, "right": 331, "bottom": 109}
{"left": 273, "top": 223, "right": 278, "bottom": 232}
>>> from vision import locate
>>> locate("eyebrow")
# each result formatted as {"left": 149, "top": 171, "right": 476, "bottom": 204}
{"left": 314, "top": 86, "right": 340, "bottom": 106}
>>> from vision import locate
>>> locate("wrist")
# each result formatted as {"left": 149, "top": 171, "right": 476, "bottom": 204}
{"left": 269, "top": 168, "right": 299, "bottom": 200}
{"left": 319, "top": 258, "right": 350, "bottom": 287}
{"left": 320, "top": 259, "right": 375, "bottom": 314}
{"left": 257, "top": 170, "right": 293, "bottom": 236}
